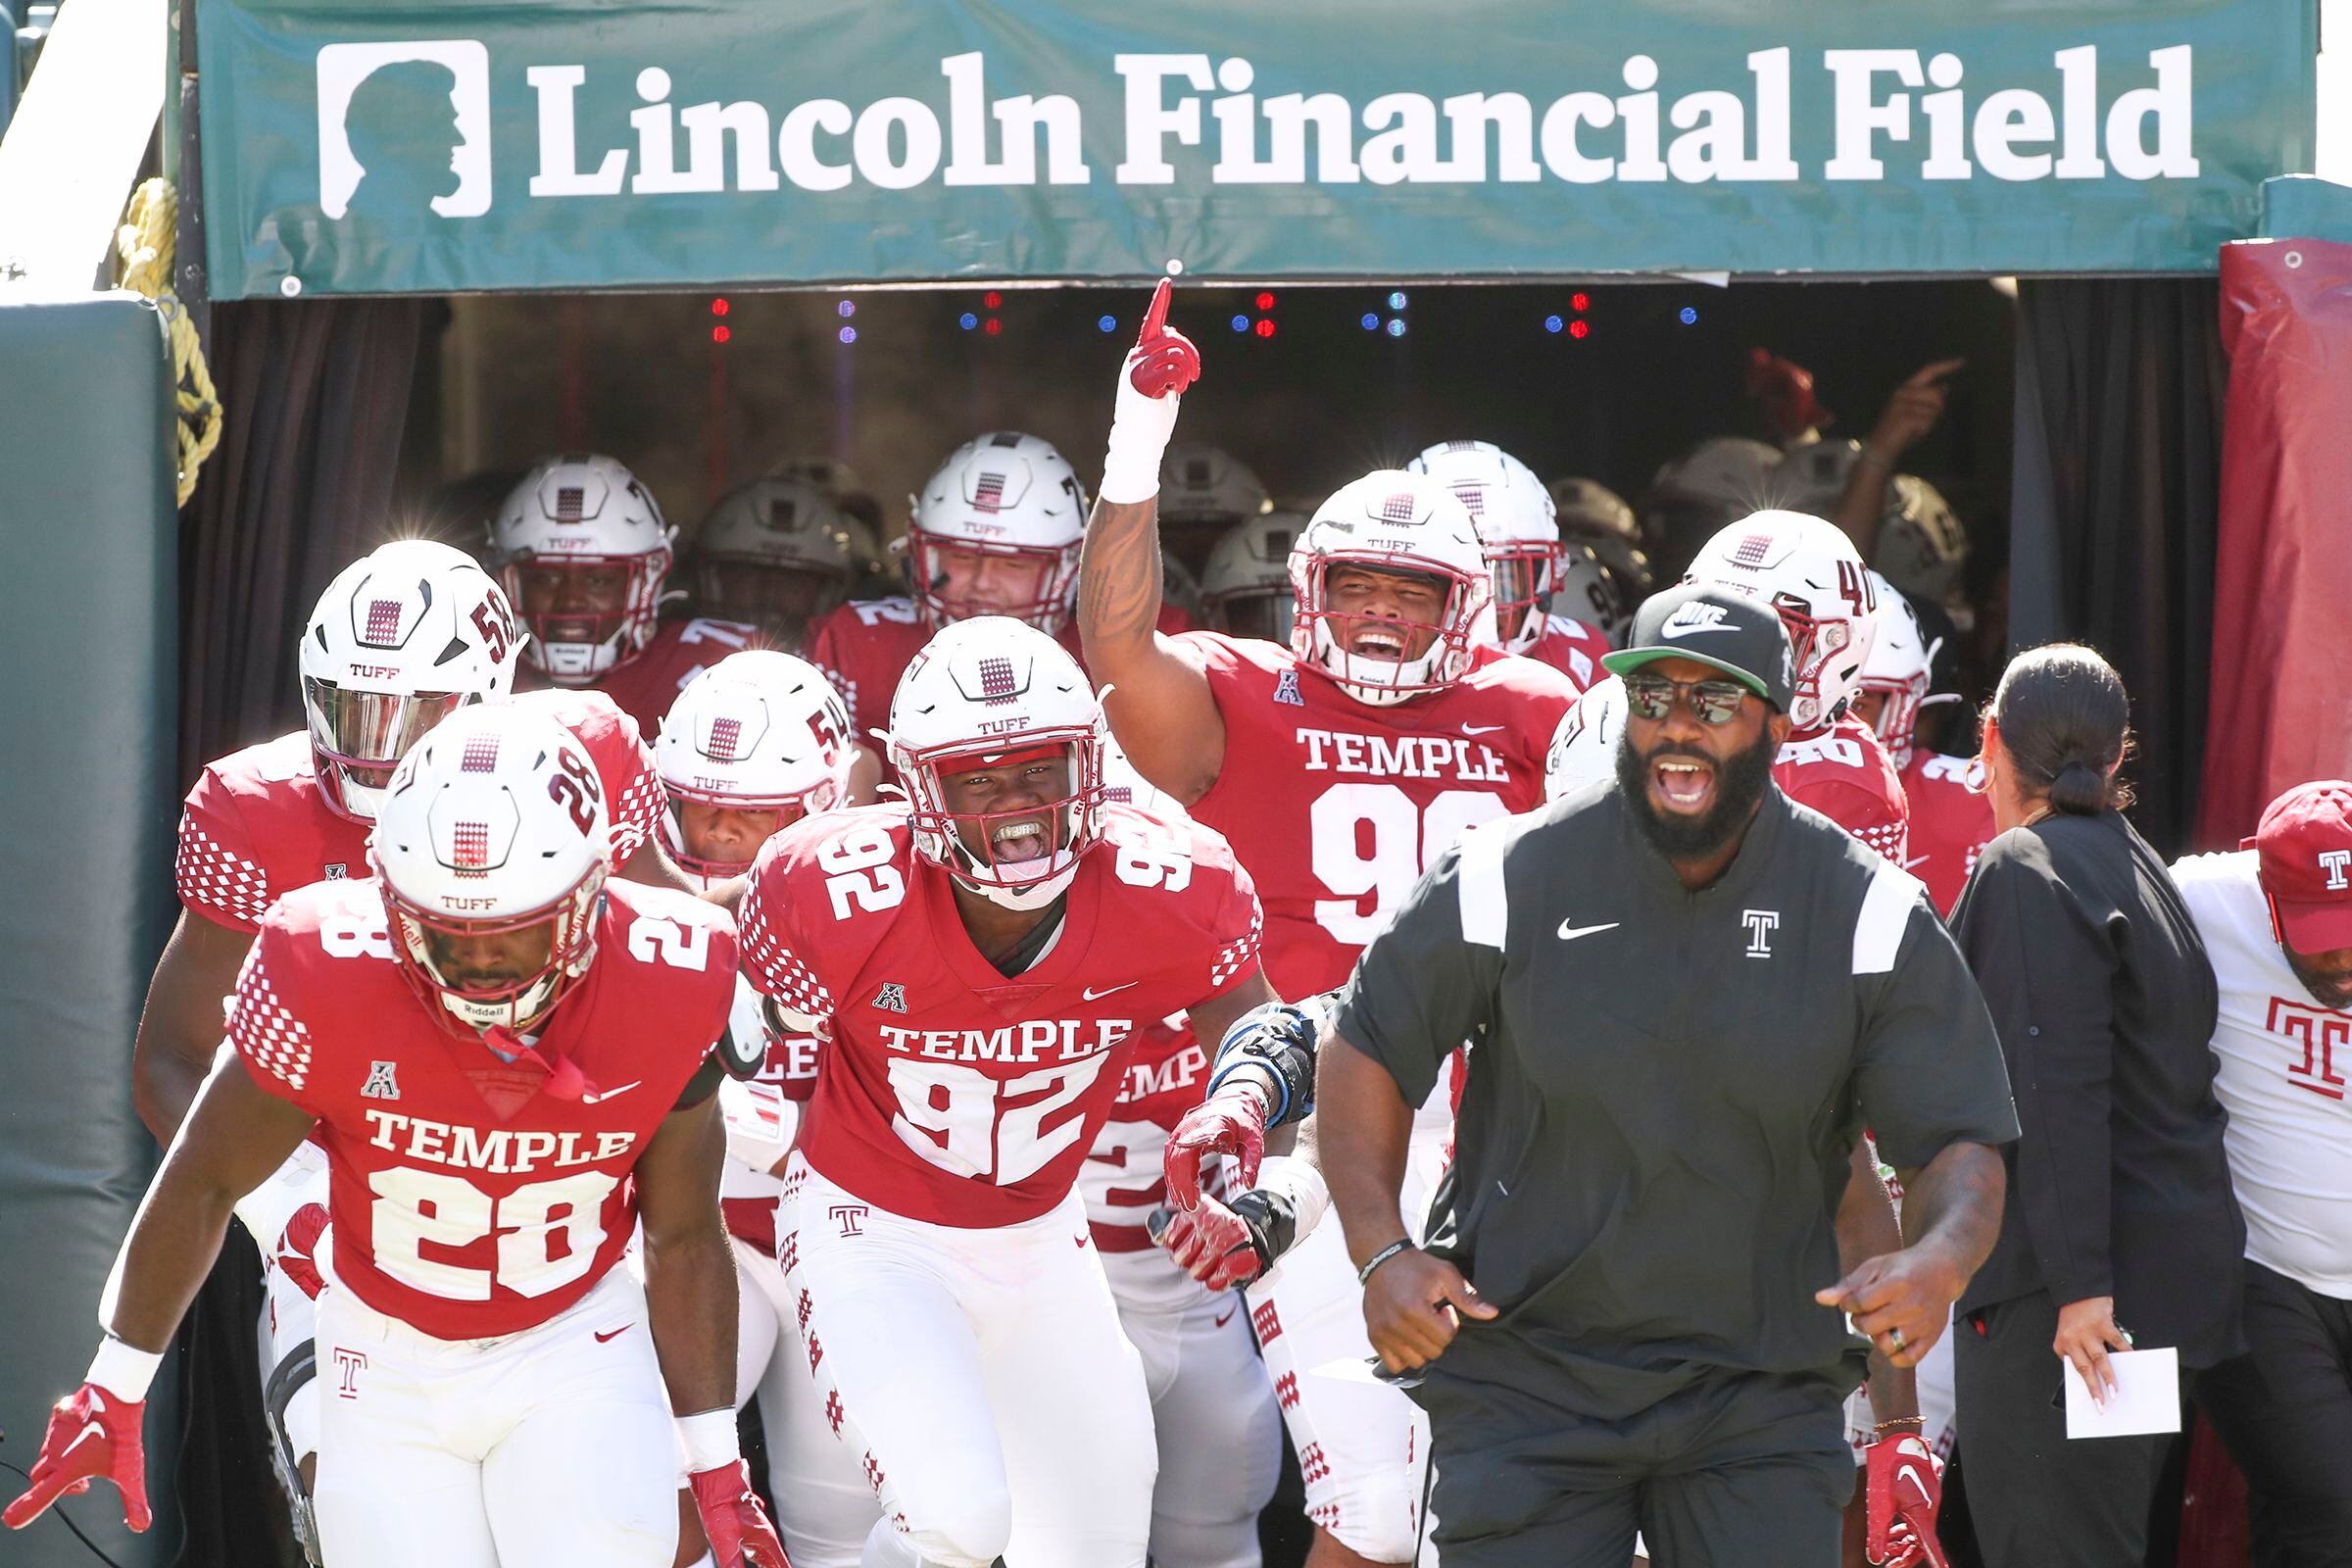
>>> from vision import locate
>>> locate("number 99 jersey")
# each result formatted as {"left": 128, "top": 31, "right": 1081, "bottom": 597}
{"left": 228, "top": 877, "right": 736, "bottom": 1340}
{"left": 736, "top": 802, "right": 1264, "bottom": 1229}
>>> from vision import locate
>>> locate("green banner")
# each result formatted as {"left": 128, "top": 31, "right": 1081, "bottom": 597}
{"left": 197, "top": 0, "right": 2315, "bottom": 297}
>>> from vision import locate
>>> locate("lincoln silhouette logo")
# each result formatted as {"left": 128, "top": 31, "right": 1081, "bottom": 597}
{"left": 316, "top": 42, "right": 493, "bottom": 220}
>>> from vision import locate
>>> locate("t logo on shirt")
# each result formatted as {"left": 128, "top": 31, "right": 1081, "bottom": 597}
{"left": 1742, "top": 909, "right": 1780, "bottom": 958}
{"left": 2320, "top": 849, "right": 2351, "bottom": 891}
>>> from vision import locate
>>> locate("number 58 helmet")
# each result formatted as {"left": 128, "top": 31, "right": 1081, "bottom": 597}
{"left": 655, "top": 651, "right": 855, "bottom": 880}
{"left": 1288, "top": 470, "right": 1493, "bottom": 709}
{"left": 299, "top": 538, "right": 523, "bottom": 823}
{"left": 887, "top": 616, "right": 1107, "bottom": 912}
{"left": 372, "top": 704, "right": 612, "bottom": 1040}
{"left": 1684, "top": 510, "right": 1878, "bottom": 737}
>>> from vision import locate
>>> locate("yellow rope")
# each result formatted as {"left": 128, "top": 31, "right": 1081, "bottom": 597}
{"left": 115, "top": 178, "right": 221, "bottom": 507}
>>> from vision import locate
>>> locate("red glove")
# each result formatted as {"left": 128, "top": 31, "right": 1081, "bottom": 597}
{"left": 1148, "top": 1198, "right": 1263, "bottom": 1290}
{"left": 1127, "top": 276, "right": 1200, "bottom": 399}
{"left": 1865, "top": 1433, "right": 1947, "bottom": 1568}
{"left": 1163, "top": 1090, "right": 1267, "bottom": 1212}
{"left": 689, "top": 1460, "right": 790, "bottom": 1567}
{"left": 3, "top": 1384, "right": 151, "bottom": 1533}
{"left": 273, "top": 1201, "right": 330, "bottom": 1300}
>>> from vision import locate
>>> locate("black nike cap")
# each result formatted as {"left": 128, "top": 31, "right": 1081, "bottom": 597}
{"left": 1601, "top": 583, "right": 1796, "bottom": 712}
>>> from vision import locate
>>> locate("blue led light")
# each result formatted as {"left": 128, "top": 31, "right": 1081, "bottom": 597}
{"left": 1231, "top": 315, "right": 1250, "bottom": 333}
{"left": 1388, "top": 290, "right": 1409, "bottom": 311}
{"left": 1544, "top": 315, "right": 1564, "bottom": 334}
{"left": 837, "top": 299, "right": 856, "bottom": 318}
{"left": 1098, "top": 315, "right": 1117, "bottom": 332}
{"left": 959, "top": 313, "right": 978, "bottom": 330}
{"left": 1360, "top": 313, "right": 1380, "bottom": 330}
{"left": 838, "top": 325, "right": 858, "bottom": 344}
{"left": 1387, "top": 318, "right": 1407, "bottom": 338}
{"left": 1679, "top": 306, "right": 1698, "bottom": 325}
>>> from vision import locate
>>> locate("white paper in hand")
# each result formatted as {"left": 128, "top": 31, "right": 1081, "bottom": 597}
{"left": 2063, "top": 1347, "right": 2180, "bottom": 1440}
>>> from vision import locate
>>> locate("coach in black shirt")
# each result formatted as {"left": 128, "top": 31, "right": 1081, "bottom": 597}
{"left": 1316, "top": 584, "right": 2019, "bottom": 1567}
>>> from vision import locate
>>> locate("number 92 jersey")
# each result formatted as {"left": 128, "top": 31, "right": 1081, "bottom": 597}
{"left": 227, "top": 877, "right": 736, "bottom": 1340}
{"left": 736, "top": 803, "right": 1264, "bottom": 1229}
{"left": 1176, "top": 632, "right": 1574, "bottom": 1002}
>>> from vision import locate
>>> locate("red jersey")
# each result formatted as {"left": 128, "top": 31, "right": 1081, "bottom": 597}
{"left": 1177, "top": 632, "right": 1573, "bottom": 1001}
{"left": 1517, "top": 614, "right": 1611, "bottom": 694}
{"left": 718, "top": 976, "right": 822, "bottom": 1253}
{"left": 175, "top": 689, "right": 664, "bottom": 935}
{"left": 1773, "top": 714, "right": 1910, "bottom": 863}
{"left": 736, "top": 803, "right": 1262, "bottom": 1228}
{"left": 227, "top": 878, "right": 734, "bottom": 1339}
{"left": 584, "top": 616, "right": 760, "bottom": 740}
{"left": 803, "top": 596, "right": 1195, "bottom": 746}
{"left": 1898, "top": 751, "right": 1995, "bottom": 916}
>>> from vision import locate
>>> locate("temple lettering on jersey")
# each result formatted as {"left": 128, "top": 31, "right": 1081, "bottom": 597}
{"left": 876, "top": 1017, "right": 1136, "bottom": 1064}
{"left": 361, "top": 1110, "right": 638, "bottom": 1174}
{"left": 1293, "top": 727, "right": 1512, "bottom": 784}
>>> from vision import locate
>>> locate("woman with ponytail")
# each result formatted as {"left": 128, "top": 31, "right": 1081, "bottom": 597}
{"left": 1946, "top": 644, "right": 2245, "bottom": 1565}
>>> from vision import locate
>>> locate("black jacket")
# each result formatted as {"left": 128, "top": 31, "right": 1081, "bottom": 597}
{"left": 1951, "top": 809, "right": 2246, "bottom": 1367}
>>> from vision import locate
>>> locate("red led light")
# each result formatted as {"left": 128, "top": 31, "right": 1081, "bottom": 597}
{"left": 1570, "top": 292, "right": 1591, "bottom": 312}
{"left": 710, "top": 298, "right": 730, "bottom": 317}
{"left": 1254, "top": 292, "right": 1276, "bottom": 311}
{"left": 1254, "top": 318, "right": 1276, "bottom": 339}
{"left": 983, "top": 291, "right": 1004, "bottom": 310}
{"left": 983, "top": 317, "right": 1003, "bottom": 336}
{"left": 1567, "top": 319, "right": 1591, "bottom": 340}
{"left": 712, "top": 324, "right": 731, "bottom": 344}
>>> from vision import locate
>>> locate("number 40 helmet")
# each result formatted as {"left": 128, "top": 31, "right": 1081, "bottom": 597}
{"left": 1684, "top": 510, "right": 1879, "bottom": 737}
{"left": 299, "top": 538, "right": 523, "bottom": 822}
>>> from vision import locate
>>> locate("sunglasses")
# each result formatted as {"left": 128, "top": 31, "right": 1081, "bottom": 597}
{"left": 1623, "top": 672, "right": 1752, "bottom": 726}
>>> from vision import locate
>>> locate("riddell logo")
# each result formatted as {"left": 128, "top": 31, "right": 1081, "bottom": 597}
{"left": 316, "top": 43, "right": 493, "bottom": 220}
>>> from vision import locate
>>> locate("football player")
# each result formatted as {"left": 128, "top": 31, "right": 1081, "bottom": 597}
{"left": 1197, "top": 513, "right": 1301, "bottom": 643}
{"left": 1408, "top": 439, "right": 1613, "bottom": 690}
{"left": 1078, "top": 284, "right": 1576, "bottom": 1568}
{"left": 688, "top": 477, "right": 877, "bottom": 653}
{"left": 8, "top": 705, "right": 785, "bottom": 1567}
{"left": 1077, "top": 747, "right": 1283, "bottom": 1568}
{"left": 1547, "top": 474, "right": 1653, "bottom": 600}
{"left": 1157, "top": 442, "right": 1272, "bottom": 586}
{"left": 1639, "top": 434, "right": 1790, "bottom": 580}
{"left": 798, "top": 432, "right": 1193, "bottom": 760}
{"left": 733, "top": 616, "right": 1277, "bottom": 1568}
{"left": 1853, "top": 578, "right": 1992, "bottom": 920}
{"left": 133, "top": 539, "right": 684, "bottom": 1552}
{"left": 490, "top": 454, "right": 760, "bottom": 739}
{"left": 654, "top": 652, "right": 879, "bottom": 1567}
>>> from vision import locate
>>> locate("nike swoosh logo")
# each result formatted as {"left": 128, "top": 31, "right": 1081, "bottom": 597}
{"left": 1904, "top": 854, "right": 1932, "bottom": 869}
{"left": 1462, "top": 723, "right": 1504, "bottom": 736}
{"left": 1082, "top": 983, "right": 1137, "bottom": 1001}
{"left": 594, "top": 1326, "right": 631, "bottom": 1344}
{"left": 1555, "top": 920, "right": 1621, "bottom": 941}
{"left": 580, "top": 1081, "right": 643, "bottom": 1103}
{"left": 1660, "top": 619, "right": 1731, "bottom": 639}
{"left": 1213, "top": 1307, "right": 1237, "bottom": 1328}
{"left": 59, "top": 1420, "right": 107, "bottom": 1461}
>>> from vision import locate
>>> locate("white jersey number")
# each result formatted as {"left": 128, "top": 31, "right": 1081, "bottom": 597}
{"left": 367, "top": 1166, "right": 619, "bottom": 1301}
{"left": 885, "top": 1054, "right": 1110, "bottom": 1186}
{"left": 820, "top": 820, "right": 907, "bottom": 920}
{"left": 1310, "top": 784, "right": 1506, "bottom": 945}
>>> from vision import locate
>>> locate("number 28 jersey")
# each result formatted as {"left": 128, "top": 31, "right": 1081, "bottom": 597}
{"left": 736, "top": 803, "right": 1264, "bottom": 1229}
{"left": 1176, "top": 632, "right": 1573, "bottom": 1001}
{"left": 228, "top": 877, "right": 735, "bottom": 1339}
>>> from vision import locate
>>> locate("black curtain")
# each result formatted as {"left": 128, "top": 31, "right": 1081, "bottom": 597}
{"left": 170, "top": 298, "right": 423, "bottom": 1568}
{"left": 2008, "top": 279, "right": 2226, "bottom": 856}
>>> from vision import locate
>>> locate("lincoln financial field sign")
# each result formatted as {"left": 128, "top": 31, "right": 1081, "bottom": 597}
{"left": 199, "top": 0, "right": 2315, "bottom": 295}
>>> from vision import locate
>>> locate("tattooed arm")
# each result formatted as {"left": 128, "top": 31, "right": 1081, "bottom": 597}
{"left": 1080, "top": 496, "right": 1227, "bottom": 804}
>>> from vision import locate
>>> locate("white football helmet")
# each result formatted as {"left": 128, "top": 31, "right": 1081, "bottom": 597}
{"left": 886, "top": 616, "right": 1107, "bottom": 911}
{"left": 656, "top": 651, "right": 855, "bottom": 881}
{"left": 1643, "top": 437, "right": 1788, "bottom": 560}
{"left": 490, "top": 454, "right": 676, "bottom": 683}
{"left": 1549, "top": 475, "right": 1654, "bottom": 595}
{"left": 906, "top": 432, "right": 1088, "bottom": 634}
{"left": 1408, "top": 440, "right": 1559, "bottom": 656}
{"left": 299, "top": 538, "right": 523, "bottom": 822}
{"left": 1553, "top": 541, "right": 1631, "bottom": 646}
{"left": 372, "top": 704, "right": 612, "bottom": 1036}
{"left": 1544, "top": 676, "right": 1629, "bottom": 802}
{"left": 1290, "top": 471, "right": 1494, "bottom": 708}
{"left": 690, "top": 477, "right": 875, "bottom": 640}
{"left": 1876, "top": 474, "right": 1971, "bottom": 607}
{"left": 1855, "top": 570, "right": 1957, "bottom": 773}
{"left": 1200, "top": 513, "right": 1303, "bottom": 642}
{"left": 1780, "top": 435, "right": 1867, "bottom": 514}
{"left": 1685, "top": 510, "right": 1879, "bottom": 736}
{"left": 1160, "top": 444, "right": 1271, "bottom": 525}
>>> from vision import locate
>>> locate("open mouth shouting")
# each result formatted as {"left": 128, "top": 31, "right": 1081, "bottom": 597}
{"left": 1345, "top": 620, "right": 1412, "bottom": 662}
{"left": 987, "top": 812, "right": 1057, "bottom": 865}
{"left": 1650, "top": 751, "right": 1718, "bottom": 816}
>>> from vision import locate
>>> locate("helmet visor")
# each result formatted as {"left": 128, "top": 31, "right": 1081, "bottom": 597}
{"left": 693, "top": 558, "right": 837, "bottom": 637}
{"left": 302, "top": 678, "right": 471, "bottom": 787}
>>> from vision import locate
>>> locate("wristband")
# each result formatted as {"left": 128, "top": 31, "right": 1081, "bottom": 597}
{"left": 1256, "top": 1155, "right": 1332, "bottom": 1245}
{"left": 1869, "top": 1416, "right": 1925, "bottom": 1439}
{"left": 1356, "top": 1240, "right": 1414, "bottom": 1286}
{"left": 87, "top": 1333, "right": 164, "bottom": 1402}
{"left": 676, "top": 1406, "right": 740, "bottom": 1474}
